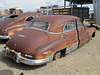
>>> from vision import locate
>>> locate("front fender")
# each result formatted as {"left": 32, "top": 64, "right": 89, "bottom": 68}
{"left": 32, "top": 38, "right": 66, "bottom": 60}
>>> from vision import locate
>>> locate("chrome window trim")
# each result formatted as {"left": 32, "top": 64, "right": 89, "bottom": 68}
{"left": 25, "top": 27, "right": 63, "bottom": 34}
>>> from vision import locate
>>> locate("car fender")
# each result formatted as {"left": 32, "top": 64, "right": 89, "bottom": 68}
{"left": 5, "top": 24, "right": 26, "bottom": 37}
{"left": 86, "top": 27, "right": 96, "bottom": 37}
{"left": 33, "top": 38, "right": 66, "bottom": 60}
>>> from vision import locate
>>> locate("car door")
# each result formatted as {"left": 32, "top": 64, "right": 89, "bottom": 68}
{"left": 76, "top": 20, "right": 89, "bottom": 47}
{"left": 63, "top": 20, "right": 78, "bottom": 54}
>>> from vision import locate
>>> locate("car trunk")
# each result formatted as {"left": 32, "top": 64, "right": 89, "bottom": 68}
{"left": 6, "top": 28, "right": 49, "bottom": 54}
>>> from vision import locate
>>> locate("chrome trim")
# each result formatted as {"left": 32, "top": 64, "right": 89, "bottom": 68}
{"left": 6, "top": 24, "right": 26, "bottom": 30}
{"left": 0, "top": 35, "right": 10, "bottom": 39}
{"left": 18, "top": 34, "right": 25, "bottom": 38}
{"left": 3, "top": 47, "right": 52, "bottom": 65}
{"left": 19, "top": 56, "right": 50, "bottom": 65}
{"left": 25, "top": 27, "right": 48, "bottom": 32}
{"left": 48, "top": 32, "right": 63, "bottom": 34}
{"left": 3, "top": 29, "right": 7, "bottom": 35}
{"left": 25, "top": 27, "right": 63, "bottom": 34}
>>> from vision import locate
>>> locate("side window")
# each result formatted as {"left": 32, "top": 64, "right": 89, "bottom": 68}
{"left": 64, "top": 20, "right": 76, "bottom": 31}
{"left": 77, "top": 20, "right": 84, "bottom": 29}
{"left": 26, "top": 16, "right": 35, "bottom": 21}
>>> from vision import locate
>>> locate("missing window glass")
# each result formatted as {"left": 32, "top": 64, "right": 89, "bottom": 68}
{"left": 9, "top": 15, "right": 18, "bottom": 18}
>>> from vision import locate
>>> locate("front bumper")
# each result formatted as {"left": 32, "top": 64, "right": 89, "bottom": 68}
{"left": 3, "top": 47, "right": 50, "bottom": 65}
{"left": 0, "top": 35, "right": 10, "bottom": 39}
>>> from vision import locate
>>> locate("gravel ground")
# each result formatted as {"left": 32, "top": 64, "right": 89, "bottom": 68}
{"left": 0, "top": 30, "right": 100, "bottom": 75}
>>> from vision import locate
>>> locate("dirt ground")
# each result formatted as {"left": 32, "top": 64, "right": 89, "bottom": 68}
{"left": 0, "top": 30, "right": 100, "bottom": 75}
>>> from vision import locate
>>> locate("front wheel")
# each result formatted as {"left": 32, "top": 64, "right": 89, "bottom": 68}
{"left": 53, "top": 51, "right": 61, "bottom": 60}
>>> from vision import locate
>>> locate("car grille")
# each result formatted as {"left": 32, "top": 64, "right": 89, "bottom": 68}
{"left": 0, "top": 30, "right": 6, "bottom": 35}
{"left": 6, "top": 49, "right": 17, "bottom": 60}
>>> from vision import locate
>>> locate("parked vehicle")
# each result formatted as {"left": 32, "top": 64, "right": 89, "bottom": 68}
{"left": 0, "top": 15, "right": 9, "bottom": 23}
{"left": 9, "top": 7, "right": 23, "bottom": 14}
{"left": 0, "top": 12, "right": 42, "bottom": 39}
{"left": 3, "top": 15, "right": 96, "bottom": 65}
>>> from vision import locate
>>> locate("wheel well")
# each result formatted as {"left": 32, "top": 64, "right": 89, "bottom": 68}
{"left": 92, "top": 32, "right": 95, "bottom": 37}
{"left": 53, "top": 48, "right": 66, "bottom": 60}
{"left": 60, "top": 48, "right": 66, "bottom": 57}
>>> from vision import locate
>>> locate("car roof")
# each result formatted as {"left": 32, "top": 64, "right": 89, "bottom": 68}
{"left": 0, "top": 12, "right": 42, "bottom": 25}
{"left": 0, "top": 12, "right": 43, "bottom": 33}
{"left": 32, "top": 15, "right": 81, "bottom": 31}
{"left": 9, "top": 12, "right": 43, "bottom": 20}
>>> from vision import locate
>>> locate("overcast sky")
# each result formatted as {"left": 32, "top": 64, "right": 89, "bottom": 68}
{"left": 0, "top": 0, "right": 93, "bottom": 12}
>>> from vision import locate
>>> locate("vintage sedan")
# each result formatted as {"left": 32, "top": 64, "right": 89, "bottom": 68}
{"left": 0, "top": 15, "right": 9, "bottom": 23}
{"left": 3, "top": 15, "right": 96, "bottom": 65}
{"left": 0, "top": 12, "right": 42, "bottom": 39}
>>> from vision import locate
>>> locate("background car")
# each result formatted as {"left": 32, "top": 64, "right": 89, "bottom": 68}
{"left": 3, "top": 15, "right": 96, "bottom": 65}
{"left": 0, "top": 12, "right": 43, "bottom": 39}
{"left": 0, "top": 15, "right": 9, "bottom": 23}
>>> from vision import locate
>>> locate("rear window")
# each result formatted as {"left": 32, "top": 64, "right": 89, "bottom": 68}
{"left": 9, "top": 15, "right": 18, "bottom": 18}
{"left": 27, "top": 21, "right": 50, "bottom": 30}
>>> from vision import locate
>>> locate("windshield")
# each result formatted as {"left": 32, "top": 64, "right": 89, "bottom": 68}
{"left": 27, "top": 21, "right": 50, "bottom": 30}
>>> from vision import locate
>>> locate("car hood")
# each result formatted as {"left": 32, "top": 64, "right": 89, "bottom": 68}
{"left": 6, "top": 28, "right": 49, "bottom": 54}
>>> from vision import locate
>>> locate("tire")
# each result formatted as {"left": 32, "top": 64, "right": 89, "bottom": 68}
{"left": 53, "top": 51, "right": 61, "bottom": 60}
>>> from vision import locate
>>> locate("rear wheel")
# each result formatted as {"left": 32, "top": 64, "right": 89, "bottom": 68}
{"left": 53, "top": 51, "right": 61, "bottom": 60}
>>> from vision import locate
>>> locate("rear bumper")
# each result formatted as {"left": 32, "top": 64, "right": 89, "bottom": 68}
{"left": 3, "top": 47, "right": 51, "bottom": 65}
{"left": 0, "top": 35, "right": 10, "bottom": 39}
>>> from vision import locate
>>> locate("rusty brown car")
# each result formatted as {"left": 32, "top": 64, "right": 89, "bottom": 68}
{"left": 3, "top": 15, "right": 96, "bottom": 65}
{"left": 0, "top": 12, "right": 42, "bottom": 39}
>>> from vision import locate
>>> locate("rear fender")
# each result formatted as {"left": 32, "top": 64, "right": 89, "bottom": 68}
{"left": 87, "top": 27, "right": 96, "bottom": 37}
{"left": 5, "top": 24, "right": 26, "bottom": 37}
{"left": 33, "top": 38, "right": 66, "bottom": 60}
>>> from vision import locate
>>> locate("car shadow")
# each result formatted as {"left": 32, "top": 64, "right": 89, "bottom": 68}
{"left": 0, "top": 39, "right": 8, "bottom": 44}
{"left": 0, "top": 51, "right": 46, "bottom": 70}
